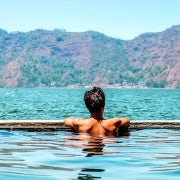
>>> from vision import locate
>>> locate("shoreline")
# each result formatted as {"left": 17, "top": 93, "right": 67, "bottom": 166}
{"left": 0, "top": 86, "right": 179, "bottom": 89}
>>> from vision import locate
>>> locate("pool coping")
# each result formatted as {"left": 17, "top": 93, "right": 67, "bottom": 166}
{"left": 0, "top": 120, "right": 180, "bottom": 130}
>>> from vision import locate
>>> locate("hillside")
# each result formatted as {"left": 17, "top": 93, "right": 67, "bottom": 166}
{"left": 125, "top": 25, "right": 180, "bottom": 88}
{"left": 0, "top": 25, "right": 179, "bottom": 88}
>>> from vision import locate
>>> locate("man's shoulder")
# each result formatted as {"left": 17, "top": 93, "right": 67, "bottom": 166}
{"left": 105, "top": 117, "right": 129, "bottom": 122}
{"left": 64, "top": 117, "right": 84, "bottom": 125}
{"left": 103, "top": 118, "right": 120, "bottom": 124}
{"left": 103, "top": 117, "right": 130, "bottom": 126}
{"left": 71, "top": 117, "right": 90, "bottom": 125}
{"left": 64, "top": 117, "right": 91, "bottom": 130}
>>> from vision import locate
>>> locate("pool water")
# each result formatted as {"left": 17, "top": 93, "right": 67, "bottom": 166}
{"left": 0, "top": 129, "right": 179, "bottom": 180}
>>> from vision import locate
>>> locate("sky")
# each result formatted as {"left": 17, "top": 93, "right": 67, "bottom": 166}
{"left": 0, "top": 0, "right": 179, "bottom": 40}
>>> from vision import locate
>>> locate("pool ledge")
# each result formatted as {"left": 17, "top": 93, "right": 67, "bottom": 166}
{"left": 0, "top": 120, "right": 180, "bottom": 130}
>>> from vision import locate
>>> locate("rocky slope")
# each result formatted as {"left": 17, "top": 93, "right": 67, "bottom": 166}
{"left": 0, "top": 25, "right": 179, "bottom": 88}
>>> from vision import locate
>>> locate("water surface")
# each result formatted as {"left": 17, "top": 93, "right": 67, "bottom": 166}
{"left": 0, "top": 88, "right": 179, "bottom": 179}
{"left": 0, "top": 129, "right": 179, "bottom": 179}
{"left": 0, "top": 88, "right": 179, "bottom": 120}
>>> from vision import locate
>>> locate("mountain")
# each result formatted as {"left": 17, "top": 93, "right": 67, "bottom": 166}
{"left": 125, "top": 25, "right": 180, "bottom": 88}
{"left": 0, "top": 25, "right": 179, "bottom": 88}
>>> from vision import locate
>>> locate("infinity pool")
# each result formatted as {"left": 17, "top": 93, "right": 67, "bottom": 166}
{"left": 0, "top": 129, "right": 179, "bottom": 180}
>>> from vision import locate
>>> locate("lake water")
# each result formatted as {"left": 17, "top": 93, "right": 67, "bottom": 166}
{"left": 0, "top": 88, "right": 180, "bottom": 179}
{"left": 0, "top": 88, "right": 179, "bottom": 120}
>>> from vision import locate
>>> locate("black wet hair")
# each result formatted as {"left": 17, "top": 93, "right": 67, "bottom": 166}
{"left": 84, "top": 87, "right": 105, "bottom": 113}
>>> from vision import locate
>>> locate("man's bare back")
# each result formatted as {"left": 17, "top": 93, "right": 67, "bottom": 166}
{"left": 63, "top": 87, "right": 130, "bottom": 136}
{"left": 64, "top": 117, "right": 130, "bottom": 135}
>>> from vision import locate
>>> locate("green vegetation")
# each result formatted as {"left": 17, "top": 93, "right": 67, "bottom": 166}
{"left": 0, "top": 25, "right": 179, "bottom": 88}
{"left": 146, "top": 79, "right": 168, "bottom": 88}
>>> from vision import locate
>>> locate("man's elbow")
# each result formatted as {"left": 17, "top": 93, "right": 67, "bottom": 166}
{"left": 64, "top": 118, "right": 73, "bottom": 127}
{"left": 63, "top": 119, "right": 68, "bottom": 126}
{"left": 121, "top": 118, "right": 130, "bottom": 127}
{"left": 125, "top": 119, "right": 130, "bottom": 126}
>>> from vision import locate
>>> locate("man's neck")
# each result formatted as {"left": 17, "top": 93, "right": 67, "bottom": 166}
{"left": 90, "top": 112, "right": 104, "bottom": 121}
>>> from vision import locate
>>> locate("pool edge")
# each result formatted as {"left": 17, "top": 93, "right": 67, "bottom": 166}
{"left": 0, "top": 120, "right": 180, "bottom": 130}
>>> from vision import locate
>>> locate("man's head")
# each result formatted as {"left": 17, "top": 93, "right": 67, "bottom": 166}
{"left": 84, "top": 87, "right": 105, "bottom": 113}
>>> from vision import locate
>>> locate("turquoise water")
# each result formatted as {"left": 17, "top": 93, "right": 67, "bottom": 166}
{"left": 0, "top": 129, "right": 179, "bottom": 179}
{"left": 0, "top": 88, "right": 180, "bottom": 179}
{"left": 0, "top": 88, "right": 179, "bottom": 120}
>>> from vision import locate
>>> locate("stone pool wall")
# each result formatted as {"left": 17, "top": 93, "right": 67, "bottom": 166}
{"left": 0, "top": 120, "right": 180, "bottom": 130}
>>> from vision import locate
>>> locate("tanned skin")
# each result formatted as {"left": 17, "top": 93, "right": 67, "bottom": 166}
{"left": 64, "top": 87, "right": 130, "bottom": 136}
{"left": 64, "top": 108, "right": 130, "bottom": 136}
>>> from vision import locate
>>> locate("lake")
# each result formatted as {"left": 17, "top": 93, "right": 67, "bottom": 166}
{"left": 0, "top": 88, "right": 179, "bottom": 120}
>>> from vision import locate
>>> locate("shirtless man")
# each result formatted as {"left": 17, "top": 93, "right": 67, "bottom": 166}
{"left": 64, "top": 87, "right": 130, "bottom": 136}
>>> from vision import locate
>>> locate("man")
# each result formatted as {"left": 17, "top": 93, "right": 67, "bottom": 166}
{"left": 64, "top": 87, "right": 130, "bottom": 136}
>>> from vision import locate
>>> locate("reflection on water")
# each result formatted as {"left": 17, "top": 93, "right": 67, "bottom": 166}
{"left": 73, "top": 133, "right": 129, "bottom": 179}
{"left": 0, "top": 129, "right": 179, "bottom": 180}
{"left": 82, "top": 137, "right": 105, "bottom": 157}
{"left": 78, "top": 168, "right": 105, "bottom": 179}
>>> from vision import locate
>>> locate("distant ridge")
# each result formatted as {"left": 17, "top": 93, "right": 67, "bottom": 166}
{"left": 0, "top": 25, "right": 179, "bottom": 88}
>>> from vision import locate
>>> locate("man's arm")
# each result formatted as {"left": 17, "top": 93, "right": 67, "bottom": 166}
{"left": 106, "top": 117, "right": 130, "bottom": 131}
{"left": 64, "top": 117, "right": 85, "bottom": 131}
{"left": 64, "top": 117, "right": 74, "bottom": 128}
{"left": 116, "top": 118, "right": 130, "bottom": 135}
{"left": 118, "top": 117, "right": 130, "bottom": 127}
{"left": 64, "top": 118, "right": 91, "bottom": 133}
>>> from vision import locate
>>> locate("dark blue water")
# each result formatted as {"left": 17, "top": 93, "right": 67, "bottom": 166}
{"left": 0, "top": 88, "right": 179, "bottom": 120}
